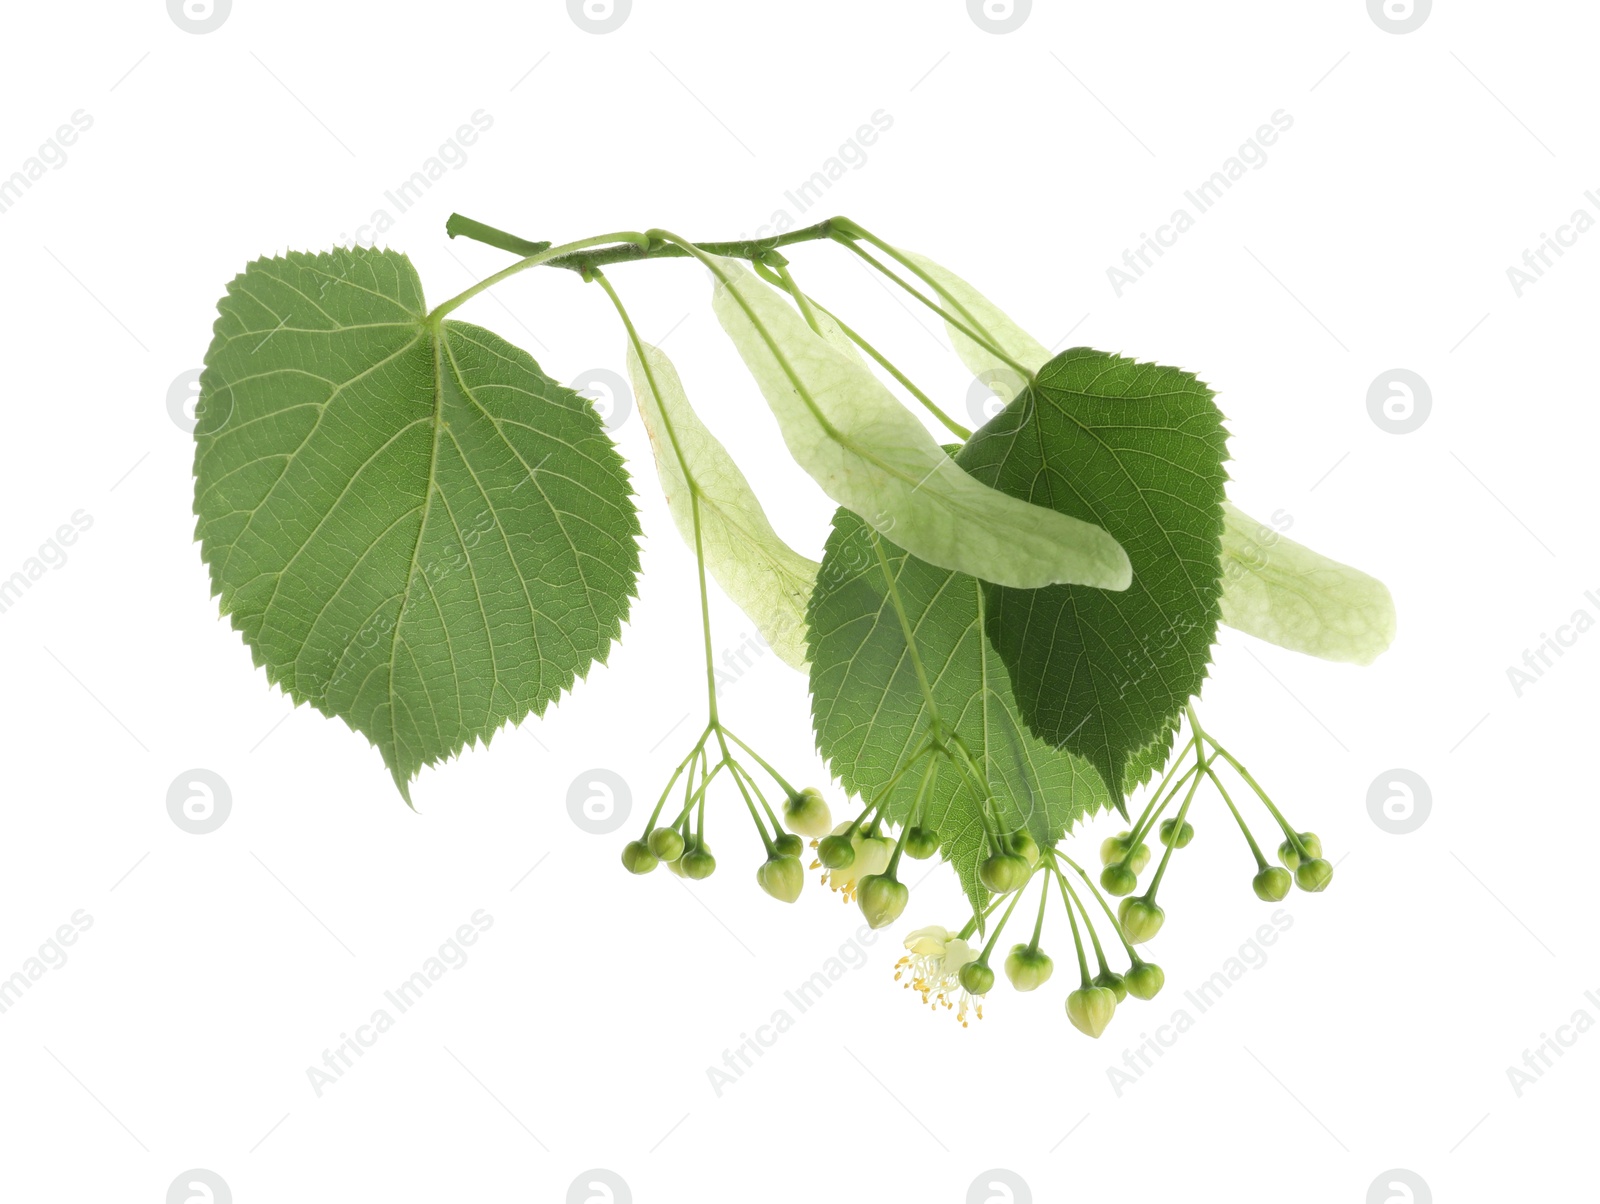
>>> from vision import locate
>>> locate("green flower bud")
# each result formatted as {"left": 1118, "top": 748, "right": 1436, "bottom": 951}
{"left": 783, "top": 787, "right": 834, "bottom": 838}
{"left": 1123, "top": 961, "right": 1165, "bottom": 1000}
{"left": 621, "top": 840, "right": 658, "bottom": 875}
{"left": 1278, "top": 831, "right": 1320, "bottom": 870}
{"left": 959, "top": 960, "right": 995, "bottom": 995}
{"left": 1065, "top": 985, "right": 1118, "bottom": 1038}
{"left": 772, "top": 832, "right": 804, "bottom": 859}
{"left": 817, "top": 833, "right": 856, "bottom": 870}
{"left": 1100, "top": 863, "right": 1138, "bottom": 896}
{"left": 979, "top": 852, "right": 1031, "bottom": 895}
{"left": 1295, "top": 857, "right": 1334, "bottom": 893}
{"left": 1092, "top": 969, "right": 1128, "bottom": 1003}
{"left": 1100, "top": 831, "right": 1150, "bottom": 872}
{"left": 756, "top": 855, "right": 805, "bottom": 903}
{"left": 856, "top": 873, "right": 909, "bottom": 929}
{"left": 1159, "top": 817, "right": 1194, "bottom": 848}
{"left": 647, "top": 827, "right": 685, "bottom": 863}
{"left": 904, "top": 826, "right": 941, "bottom": 860}
{"left": 1004, "top": 945, "right": 1054, "bottom": 992}
{"left": 682, "top": 847, "right": 717, "bottom": 880}
{"left": 1006, "top": 828, "right": 1041, "bottom": 866}
{"left": 1251, "top": 866, "right": 1291, "bottom": 901}
{"left": 1117, "top": 895, "right": 1165, "bottom": 944}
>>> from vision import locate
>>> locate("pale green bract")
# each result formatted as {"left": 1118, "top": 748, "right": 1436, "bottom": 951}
{"left": 192, "top": 247, "right": 640, "bottom": 801}
{"left": 906, "top": 251, "right": 1397, "bottom": 669}
{"left": 625, "top": 339, "right": 818, "bottom": 670}
{"left": 705, "top": 256, "right": 1132, "bottom": 592}
{"left": 900, "top": 248, "right": 1050, "bottom": 399}
{"left": 1218, "top": 503, "right": 1396, "bottom": 665}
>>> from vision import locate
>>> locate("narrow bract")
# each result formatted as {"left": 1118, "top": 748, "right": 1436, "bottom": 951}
{"left": 707, "top": 256, "right": 1131, "bottom": 592}
{"left": 1218, "top": 503, "right": 1396, "bottom": 665}
{"left": 626, "top": 339, "right": 818, "bottom": 669}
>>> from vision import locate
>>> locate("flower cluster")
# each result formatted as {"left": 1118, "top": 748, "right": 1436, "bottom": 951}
{"left": 882, "top": 708, "right": 1333, "bottom": 1036}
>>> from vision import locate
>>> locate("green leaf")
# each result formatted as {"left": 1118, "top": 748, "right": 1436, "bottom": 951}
{"left": 902, "top": 264, "right": 1396, "bottom": 673}
{"left": 807, "top": 507, "right": 1113, "bottom": 913}
{"left": 625, "top": 339, "right": 817, "bottom": 670}
{"left": 192, "top": 247, "right": 640, "bottom": 800}
{"left": 960, "top": 348, "right": 1230, "bottom": 797}
{"left": 1121, "top": 717, "right": 1182, "bottom": 798}
{"left": 1218, "top": 503, "right": 1395, "bottom": 665}
{"left": 706, "top": 257, "right": 1132, "bottom": 592}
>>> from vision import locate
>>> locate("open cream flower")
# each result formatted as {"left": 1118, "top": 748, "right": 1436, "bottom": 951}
{"left": 812, "top": 823, "right": 893, "bottom": 902}
{"left": 894, "top": 925, "right": 986, "bottom": 1026}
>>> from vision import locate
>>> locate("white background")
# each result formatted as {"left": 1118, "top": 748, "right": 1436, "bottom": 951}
{"left": 1, "top": 2, "right": 1594, "bottom": 1201}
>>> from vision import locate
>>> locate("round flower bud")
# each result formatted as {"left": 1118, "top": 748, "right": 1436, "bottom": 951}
{"left": 756, "top": 855, "right": 805, "bottom": 903}
{"left": 1297, "top": 831, "right": 1323, "bottom": 860}
{"left": 1295, "top": 857, "right": 1334, "bottom": 893}
{"left": 682, "top": 847, "right": 717, "bottom": 880}
{"left": 621, "top": 840, "right": 658, "bottom": 875}
{"left": 783, "top": 787, "right": 834, "bottom": 838}
{"left": 1092, "top": 969, "right": 1128, "bottom": 1003}
{"left": 1004, "top": 945, "right": 1054, "bottom": 992}
{"left": 1117, "top": 895, "right": 1165, "bottom": 944}
{"left": 1125, "top": 841, "right": 1152, "bottom": 875}
{"left": 772, "top": 832, "right": 803, "bottom": 859}
{"left": 647, "top": 827, "right": 685, "bottom": 863}
{"left": 1100, "top": 863, "right": 1138, "bottom": 896}
{"left": 1065, "top": 985, "right": 1118, "bottom": 1038}
{"left": 1252, "top": 866, "right": 1292, "bottom": 902}
{"left": 1100, "top": 833, "right": 1131, "bottom": 866}
{"left": 1006, "top": 828, "right": 1041, "bottom": 866}
{"left": 1123, "top": 961, "right": 1165, "bottom": 1000}
{"left": 1159, "top": 817, "right": 1194, "bottom": 848}
{"left": 959, "top": 959, "right": 995, "bottom": 995}
{"left": 979, "top": 852, "right": 1031, "bottom": 895}
{"left": 857, "top": 873, "right": 909, "bottom": 929}
{"left": 904, "top": 826, "right": 941, "bottom": 860}
{"left": 817, "top": 833, "right": 856, "bottom": 870}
